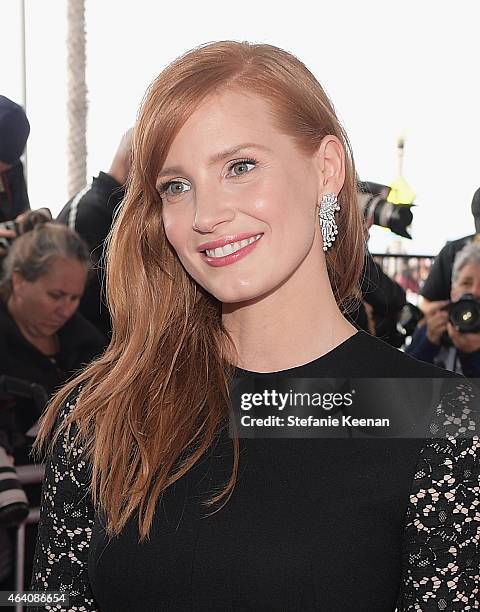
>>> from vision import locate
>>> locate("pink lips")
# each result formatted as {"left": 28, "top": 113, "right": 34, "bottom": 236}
{"left": 197, "top": 232, "right": 262, "bottom": 252}
{"left": 201, "top": 235, "right": 263, "bottom": 267}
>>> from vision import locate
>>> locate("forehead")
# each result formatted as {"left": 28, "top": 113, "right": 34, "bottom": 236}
{"left": 163, "top": 90, "right": 281, "bottom": 162}
{"left": 39, "top": 258, "right": 86, "bottom": 289}
{"left": 457, "top": 261, "right": 480, "bottom": 278}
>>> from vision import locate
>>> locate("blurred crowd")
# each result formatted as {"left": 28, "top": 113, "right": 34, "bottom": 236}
{"left": 0, "top": 93, "right": 479, "bottom": 588}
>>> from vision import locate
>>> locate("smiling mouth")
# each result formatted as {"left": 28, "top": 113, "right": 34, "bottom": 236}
{"left": 203, "top": 234, "right": 263, "bottom": 258}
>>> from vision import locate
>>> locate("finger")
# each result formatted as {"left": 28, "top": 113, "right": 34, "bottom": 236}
{"left": 430, "top": 312, "right": 449, "bottom": 325}
{"left": 447, "top": 322, "right": 459, "bottom": 337}
{"left": 431, "top": 318, "right": 448, "bottom": 334}
{"left": 464, "top": 332, "right": 480, "bottom": 340}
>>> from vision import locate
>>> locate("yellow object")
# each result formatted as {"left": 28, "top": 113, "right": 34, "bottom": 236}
{"left": 387, "top": 175, "right": 416, "bottom": 205}
{"left": 388, "top": 136, "right": 416, "bottom": 205}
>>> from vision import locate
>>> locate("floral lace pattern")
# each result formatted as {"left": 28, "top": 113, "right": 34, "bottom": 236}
{"left": 31, "top": 383, "right": 479, "bottom": 611}
{"left": 30, "top": 388, "right": 98, "bottom": 611}
{"left": 397, "top": 380, "right": 479, "bottom": 611}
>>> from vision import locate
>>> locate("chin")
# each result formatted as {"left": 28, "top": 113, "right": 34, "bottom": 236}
{"left": 203, "top": 279, "right": 276, "bottom": 305}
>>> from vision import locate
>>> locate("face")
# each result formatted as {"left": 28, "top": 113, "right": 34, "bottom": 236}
{"left": 11, "top": 257, "right": 87, "bottom": 337}
{"left": 157, "top": 90, "right": 331, "bottom": 304}
{"left": 451, "top": 262, "right": 480, "bottom": 301}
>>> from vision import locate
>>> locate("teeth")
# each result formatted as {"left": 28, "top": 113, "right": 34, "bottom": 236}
{"left": 205, "top": 234, "right": 262, "bottom": 258}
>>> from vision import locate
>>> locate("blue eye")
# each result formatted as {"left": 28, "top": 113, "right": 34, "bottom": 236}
{"left": 228, "top": 158, "right": 257, "bottom": 177}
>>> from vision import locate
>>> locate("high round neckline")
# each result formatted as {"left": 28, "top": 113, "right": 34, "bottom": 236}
{"left": 234, "top": 329, "right": 364, "bottom": 376}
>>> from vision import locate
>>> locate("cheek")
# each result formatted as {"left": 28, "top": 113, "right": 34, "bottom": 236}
{"left": 256, "top": 172, "right": 317, "bottom": 220}
{"left": 39, "top": 296, "right": 55, "bottom": 315}
{"left": 162, "top": 209, "right": 190, "bottom": 255}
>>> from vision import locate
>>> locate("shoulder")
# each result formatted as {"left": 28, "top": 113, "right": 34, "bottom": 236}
{"left": 0, "top": 300, "right": 16, "bottom": 331}
{"left": 441, "top": 234, "right": 476, "bottom": 258}
{"left": 51, "top": 382, "right": 86, "bottom": 443}
{"left": 350, "top": 330, "right": 458, "bottom": 379}
{"left": 58, "top": 382, "right": 84, "bottom": 419}
{"left": 59, "top": 311, "right": 107, "bottom": 350}
{"left": 43, "top": 382, "right": 91, "bottom": 493}
{"left": 56, "top": 172, "right": 118, "bottom": 226}
{"left": 74, "top": 172, "right": 123, "bottom": 213}
{"left": 449, "top": 233, "right": 476, "bottom": 248}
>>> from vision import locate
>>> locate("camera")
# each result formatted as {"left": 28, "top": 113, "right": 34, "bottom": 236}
{"left": 397, "top": 302, "right": 424, "bottom": 337}
{"left": 0, "top": 446, "right": 29, "bottom": 526}
{"left": 0, "top": 219, "right": 19, "bottom": 251}
{"left": 0, "top": 376, "right": 49, "bottom": 527}
{"left": 357, "top": 181, "right": 414, "bottom": 239}
{"left": 444, "top": 293, "right": 480, "bottom": 334}
{"left": 0, "top": 208, "right": 52, "bottom": 253}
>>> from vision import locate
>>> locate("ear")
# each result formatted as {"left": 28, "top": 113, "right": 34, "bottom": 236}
{"left": 313, "top": 135, "right": 346, "bottom": 197}
{"left": 11, "top": 270, "right": 25, "bottom": 293}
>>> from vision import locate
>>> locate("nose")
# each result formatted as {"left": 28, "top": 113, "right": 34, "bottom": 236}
{"left": 192, "top": 185, "right": 235, "bottom": 233}
{"left": 56, "top": 297, "right": 78, "bottom": 321}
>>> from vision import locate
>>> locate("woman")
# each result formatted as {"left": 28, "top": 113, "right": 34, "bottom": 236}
{"left": 0, "top": 220, "right": 107, "bottom": 588}
{"left": 0, "top": 221, "right": 106, "bottom": 508}
{"left": 31, "top": 42, "right": 478, "bottom": 611}
{"left": 0, "top": 220, "right": 107, "bottom": 445}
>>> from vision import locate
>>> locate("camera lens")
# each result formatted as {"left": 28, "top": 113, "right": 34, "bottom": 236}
{"left": 0, "top": 448, "right": 29, "bottom": 527}
{"left": 449, "top": 294, "right": 480, "bottom": 333}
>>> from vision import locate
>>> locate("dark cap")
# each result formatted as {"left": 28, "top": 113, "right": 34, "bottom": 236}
{"left": 0, "top": 95, "right": 30, "bottom": 165}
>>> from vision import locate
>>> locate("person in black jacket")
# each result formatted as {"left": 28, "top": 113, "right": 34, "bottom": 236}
{"left": 420, "top": 187, "right": 480, "bottom": 311}
{"left": 344, "top": 250, "right": 407, "bottom": 344}
{"left": 56, "top": 129, "right": 133, "bottom": 339}
{"left": 361, "top": 250, "right": 406, "bottom": 345}
{"left": 0, "top": 221, "right": 106, "bottom": 463}
{"left": 407, "top": 240, "right": 480, "bottom": 376}
{"left": 0, "top": 95, "right": 30, "bottom": 223}
{"left": 0, "top": 220, "right": 106, "bottom": 589}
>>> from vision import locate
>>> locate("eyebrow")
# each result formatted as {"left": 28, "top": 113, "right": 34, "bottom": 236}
{"left": 157, "top": 142, "right": 273, "bottom": 180}
{"left": 50, "top": 289, "right": 81, "bottom": 298}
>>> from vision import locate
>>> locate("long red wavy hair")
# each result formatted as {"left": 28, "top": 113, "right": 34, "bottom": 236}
{"left": 34, "top": 41, "right": 366, "bottom": 541}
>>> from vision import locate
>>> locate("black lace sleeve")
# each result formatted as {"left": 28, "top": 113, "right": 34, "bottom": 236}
{"left": 398, "top": 380, "right": 480, "bottom": 610}
{"left": 30, "top": 386, "right": 99, "bottom": 611}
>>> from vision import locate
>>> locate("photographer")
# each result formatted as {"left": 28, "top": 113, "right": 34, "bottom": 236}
{"left": 406, "top": 240, "right": 480, "bottom": 376}
{"left": 0, "top": 219, "right": 107, "bottom": 464}
{"left": 353, "top": 183, "right": 408, "bottom": 345}
{"left": 0, "top": 95, "right": 30, "bottom": 223}
{"left": 0, "top": 217, "right": 107, "bottom": 588}
{"left": 420, "top": 187, "right": 480, "bottom": 313}
{"left": 56, "top": 129, "right": 133, "bottom": 340}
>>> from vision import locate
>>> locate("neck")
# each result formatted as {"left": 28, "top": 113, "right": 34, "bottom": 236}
{"left": 222, "top": 252, "right": 357, "bottom": 373}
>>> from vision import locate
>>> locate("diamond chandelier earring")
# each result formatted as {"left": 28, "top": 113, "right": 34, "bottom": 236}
{"left": 318, "top": 192, "right": 340, "bottom": 251}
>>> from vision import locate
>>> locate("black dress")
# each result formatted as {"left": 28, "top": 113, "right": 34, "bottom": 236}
{"left": 30, "top": 330, "right": 479, "bottom": 611}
